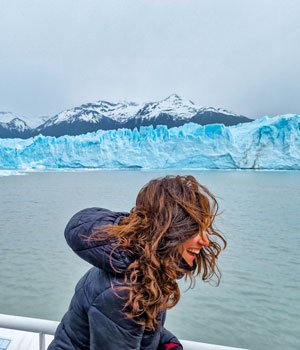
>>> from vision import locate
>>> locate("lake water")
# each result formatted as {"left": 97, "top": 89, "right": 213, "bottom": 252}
{"left": 0, "top": 169, "right": 299, "bottom": 350}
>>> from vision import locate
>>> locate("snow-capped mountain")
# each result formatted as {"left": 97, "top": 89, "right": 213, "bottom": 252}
{"left": 0, "top": 112, "right": 33, "bottom": 138}
{"left": 34, "top": 100, "right": 141, "bottom": 137}
{"left": 0, "top": 95, "right": 252, "bottom": 138}
{"left": 35, "top": 94, "right": 251, "bottom": 137}
{"left": 134, "top": 94, "right": 198, "bottom": 120}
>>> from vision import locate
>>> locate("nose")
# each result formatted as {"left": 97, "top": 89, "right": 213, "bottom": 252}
{"left": 198, "top": 231, "right": 210, "bottom": 247}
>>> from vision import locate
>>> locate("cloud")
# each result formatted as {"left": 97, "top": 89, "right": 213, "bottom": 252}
{"left": 1, "top": 0, "right": 300, "bottom": 118}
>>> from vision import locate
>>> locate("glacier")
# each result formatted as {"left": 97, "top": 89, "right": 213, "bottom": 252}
{"left": 0, "top": 114, "right": 299, "bottom": 170}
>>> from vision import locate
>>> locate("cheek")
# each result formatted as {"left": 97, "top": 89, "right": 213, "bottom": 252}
{"left": 177, "top": 244, "right": 184, "bottom": 255}
{"left": 179, "top": 239, "right": 193, "bottom": 253}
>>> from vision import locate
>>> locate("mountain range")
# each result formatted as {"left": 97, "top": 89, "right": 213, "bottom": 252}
{"left": 0, "top": 94, "right": 252, "bottom": 139}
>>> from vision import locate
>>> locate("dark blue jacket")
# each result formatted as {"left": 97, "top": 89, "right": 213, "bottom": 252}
{"left": 48, "top": 207, "right": 182, "bottom": 350}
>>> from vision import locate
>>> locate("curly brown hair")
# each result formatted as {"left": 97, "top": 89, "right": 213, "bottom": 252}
{"left": 90, "top": 175, "right": 226, "bottom": 330}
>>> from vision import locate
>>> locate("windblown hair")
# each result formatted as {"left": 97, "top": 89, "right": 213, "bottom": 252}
{"left": 91, "top": 175, "right": 226, "bottom": 330}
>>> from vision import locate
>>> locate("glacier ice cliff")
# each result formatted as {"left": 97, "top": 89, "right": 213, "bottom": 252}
{"left": 0, "top": 115, "right": 299, "bottom": 170}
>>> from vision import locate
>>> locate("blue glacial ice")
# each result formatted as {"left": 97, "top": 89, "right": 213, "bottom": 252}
{"left": 0, "top": 114, "right": 299, "bottom": 170}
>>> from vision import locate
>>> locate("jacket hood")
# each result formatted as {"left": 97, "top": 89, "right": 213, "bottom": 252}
{"left": 64, "top": 207, "right": 132, "bottom": 274}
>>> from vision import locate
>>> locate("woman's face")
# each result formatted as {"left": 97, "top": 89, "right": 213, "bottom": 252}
{"left": 179, "top": 230, "right": 210, "bottom": 267}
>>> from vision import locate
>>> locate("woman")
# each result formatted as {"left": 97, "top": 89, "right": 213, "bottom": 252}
{"left": 48, "top": 175, "right": 226, "bottom": 350}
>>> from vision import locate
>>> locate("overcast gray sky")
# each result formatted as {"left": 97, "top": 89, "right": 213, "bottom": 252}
{"left": 1, "top": 0, "right": 300, "bottom": 119}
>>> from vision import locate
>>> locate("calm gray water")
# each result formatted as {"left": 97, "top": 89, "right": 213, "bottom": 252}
{"left": 0, "top": 170, "right": 299, "bottom": 350}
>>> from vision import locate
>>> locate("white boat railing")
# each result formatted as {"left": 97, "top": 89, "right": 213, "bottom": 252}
{"left": 0, "top": 313, "right": 250, "bottom": 350}
{"left": 0, "top": 314, "right": 58, "bottom": 350}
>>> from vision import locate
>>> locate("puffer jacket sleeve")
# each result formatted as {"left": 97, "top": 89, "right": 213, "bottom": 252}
{"left": 64, "top": 207, "right": 129, "bottom": 268}
{"left": 88, "top": 287, "right": 144, "bottom": 350}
